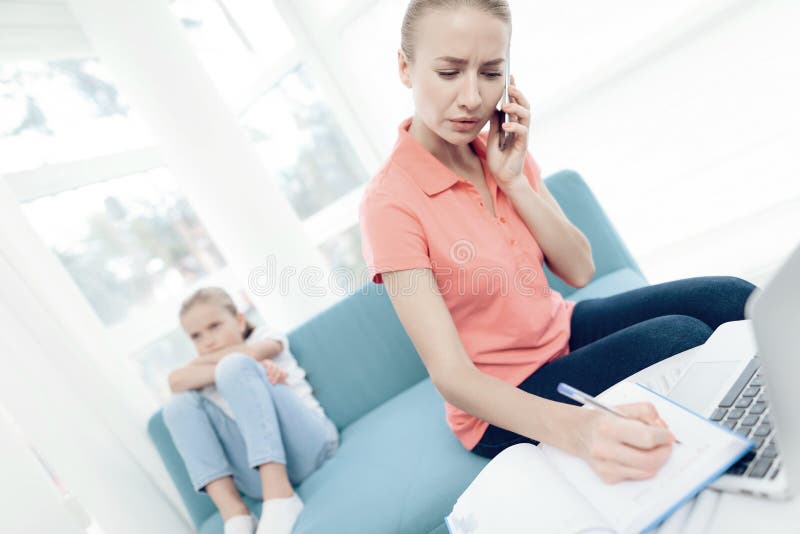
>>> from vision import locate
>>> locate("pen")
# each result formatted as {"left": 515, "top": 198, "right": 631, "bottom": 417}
{"left": 557, "top": 382, "right": 682, "bottom": 444}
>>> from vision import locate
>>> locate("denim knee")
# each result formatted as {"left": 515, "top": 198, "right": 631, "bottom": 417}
{"left": 214, "top": 352, "right": 262, "bottom": 390}
{"left": 163, "top": 391, "right": 201, "bottom": 426}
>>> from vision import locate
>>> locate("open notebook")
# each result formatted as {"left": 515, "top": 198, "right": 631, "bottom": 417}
{"left": 446, "top": 381, "right": 753, "bottom": 534}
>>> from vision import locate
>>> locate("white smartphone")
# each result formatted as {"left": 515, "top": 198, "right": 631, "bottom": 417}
{"left": 498, "top": 44, "right": 513, "bottom": 150}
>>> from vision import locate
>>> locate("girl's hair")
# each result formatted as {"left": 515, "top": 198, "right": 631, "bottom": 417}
{"left": 401, "top": 0, "right": 512, "bottom": 62}
{"left": 179, "top": 287, "right": 255, "bottom": 340}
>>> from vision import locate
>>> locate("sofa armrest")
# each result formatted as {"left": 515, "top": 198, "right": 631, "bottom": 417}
{"left": 542, "top": 169, "right": 645, "bottom": 298}
{"left": 147, "top": 411, "right": 216, "bottom": 529}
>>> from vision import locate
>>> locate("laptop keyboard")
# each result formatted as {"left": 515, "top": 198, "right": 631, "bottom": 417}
{"left": 710, "top": 358, "right": 782, "bottom": 479}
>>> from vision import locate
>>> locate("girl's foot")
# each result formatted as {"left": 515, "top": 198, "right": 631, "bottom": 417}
{"left": 256, "top": 494, "right": 304, "bottom": 534}
{"left": 223, "top": 513, "right": 257, "bottom": 534}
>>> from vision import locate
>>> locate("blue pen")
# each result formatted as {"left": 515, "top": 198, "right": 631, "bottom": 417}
{"left": 557, "top": 382, "right": 682, "bottom": 444}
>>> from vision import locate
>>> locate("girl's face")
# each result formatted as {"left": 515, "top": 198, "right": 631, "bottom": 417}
{"left": 399, "top": 7, "right": 510, "bottom": 146}
{"left": 180, "top": 303, "right": 246, "bottom": 356}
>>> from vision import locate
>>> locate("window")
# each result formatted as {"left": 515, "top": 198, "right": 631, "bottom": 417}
{"left": 21, "top": 167, "right": 226, "bottom": 326}
{"left": 0, "top": 59, "right": 152, "bottom": 175}
{"left": 170, "top": 0, "right": 295, "bottom": 108}
{"left": 241, "top": 63, "right": 368, "bottom": 219}
{"left": 318, "top": 223, "right": 367, "bottom": 288}
{"left": 171, "top": 0, "right": 372, "bottom": 273}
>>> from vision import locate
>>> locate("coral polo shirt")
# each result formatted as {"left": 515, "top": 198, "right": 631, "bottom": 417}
{"left": 359, "top": 118, "right": 576, "bottom": 450}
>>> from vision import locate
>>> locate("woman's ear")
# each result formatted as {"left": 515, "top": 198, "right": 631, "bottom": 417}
{"left": 235, "top": 312, "right": 247, "bottom": 334}
{"left": 398, "top": 49, "right": 412, "bottom": 88}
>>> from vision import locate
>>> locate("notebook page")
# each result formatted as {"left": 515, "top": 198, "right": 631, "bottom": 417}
{"left": 447, "top": 443, "right": 614, "bottom": 534}
{"left": 541, "top": 381, "right": 752, "bottom": 534}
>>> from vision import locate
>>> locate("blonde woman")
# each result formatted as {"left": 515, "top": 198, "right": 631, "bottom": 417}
{"left": 360, "top": 0, "right": 755, "bottom": 483}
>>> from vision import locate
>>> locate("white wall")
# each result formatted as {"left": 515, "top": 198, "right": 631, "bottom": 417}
{"left": 66, "top": 0, "right": 338, "bottom": 332}
{"left": 530, "top": 0, "right": 800, "bottom": 284}
{"left": 0, "top": 248, "right": 191, "bottom": 533}
{"left": 0, "top": 0, "right": 92, "bottom": 62}
{"left": 320, "top": 0, "right": 800, "bottom": 285}
{"left": 0, "top": 407, "right": 86, "bottom": 533}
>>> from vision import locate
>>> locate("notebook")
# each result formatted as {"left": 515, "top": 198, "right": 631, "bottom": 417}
{"left": 445, "top": 381, "right": 753, "bottom": 534}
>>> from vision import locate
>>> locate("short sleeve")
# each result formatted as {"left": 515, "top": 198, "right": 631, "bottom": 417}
{"left": 523, "top": 151, "right": 544, "bottom": 193}
{"left": 359, "top": 191, "right": 432, "bottom": 284}
{"left": 247, "top": 324, "right": 289, "bottom": 354}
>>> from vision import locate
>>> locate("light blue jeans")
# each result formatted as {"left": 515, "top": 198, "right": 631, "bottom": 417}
{"left": 163, "top": 353, "right": 339, "bottom": 497}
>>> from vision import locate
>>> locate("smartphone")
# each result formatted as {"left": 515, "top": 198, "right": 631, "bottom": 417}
{"left": 498, "top": 44, "right": 513, "bottom": 150}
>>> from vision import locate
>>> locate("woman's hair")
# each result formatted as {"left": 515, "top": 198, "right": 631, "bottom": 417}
{"left": 179, "top": 287, "right": 255, "bottom": 340}
{"left": 401, "top": 0, "right": 512, "bottom": 62}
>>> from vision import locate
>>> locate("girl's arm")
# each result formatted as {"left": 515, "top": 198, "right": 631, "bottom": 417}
{"left": 384, "top": 268, "right": 675, "bottom": 483}
{"left": 187, "top": 339, "right": 284, "bottom": 366}
{"left": 168, "top": 362, "right": 216, "bottom": 393}
{"left": 167, "top": 339, "right": 284, "bottom": 393}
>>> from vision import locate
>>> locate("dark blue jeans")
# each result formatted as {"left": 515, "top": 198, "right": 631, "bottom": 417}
{"left": 471, "top": 276, "right": 757, "bottom": 459}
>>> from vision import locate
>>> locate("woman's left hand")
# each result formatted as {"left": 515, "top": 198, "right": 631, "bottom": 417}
{"left": 486, "top": 76, "right": 531, "bottom": 193}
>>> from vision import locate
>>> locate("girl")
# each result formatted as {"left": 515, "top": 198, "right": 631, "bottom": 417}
{"left": 359, "top": 0, "right": 756, "bottom": 484}
{"left": 164, "top": 287, "right": 338, "bottom": 534}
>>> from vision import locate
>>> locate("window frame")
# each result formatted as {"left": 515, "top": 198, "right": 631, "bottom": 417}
{"left": 1, "top": 0, "right": 382, "bottom": 367}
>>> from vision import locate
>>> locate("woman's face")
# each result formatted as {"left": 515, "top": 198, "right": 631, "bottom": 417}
{"left": 400, "top": 7, "right": 510, "bottom": 145}
{"left": 181, "top": 303, "right": 246, "bottom": 356}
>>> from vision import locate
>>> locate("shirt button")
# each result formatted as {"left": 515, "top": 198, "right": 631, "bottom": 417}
{"left": 499, "top": 216, "right": 507, "bottom": 223}
{"left": 511, "top": 239, "right": 517, "bottom": 246}
{"left": 479, "top": 201, "right": 485, "bottom": 207}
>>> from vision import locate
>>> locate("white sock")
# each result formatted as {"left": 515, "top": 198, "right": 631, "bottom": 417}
{"left": 256, "top": 494, "right": 304, "bottom": 534}
{"left": 223, "top": 513, "right": 257, "bottom": 534}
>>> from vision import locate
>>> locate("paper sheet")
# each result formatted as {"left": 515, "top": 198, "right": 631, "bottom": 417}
{"left": 541, "top": 381, "right": 751, "bottom": 533}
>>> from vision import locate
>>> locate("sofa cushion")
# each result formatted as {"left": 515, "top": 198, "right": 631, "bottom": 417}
{"left": 567, "top": 268, "right": 648, "bottom": 302}
{"left": 541, "top": 170, "right": 646, "bottom": 298}
{"left": 291, "top": 378, "right": 485, "bottom": 534}
{"left": 287, "top": 282, "right": 427, "bottom": 430}
{"left": 193, "top": 267, "right": 648, "bottom": 534}
{"left": 148, "top": 169, "right": 651, "bottom": 533}
{"left": 284, "top": 171, "right": 645, "bottom": 433}
{"left": 197, "top": 379, "right": 483, "bottom": 534}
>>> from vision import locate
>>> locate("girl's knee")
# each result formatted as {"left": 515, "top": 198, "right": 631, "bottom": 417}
{"left": 215, "top": 352, "right": 261, "bottom": 387}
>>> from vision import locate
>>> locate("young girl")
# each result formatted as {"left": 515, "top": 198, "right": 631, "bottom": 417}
{"left": 164, "top": 287, "right": 338, "bottom": 534}
{"left": 360, "top": 0, "right": 756, "bottom": 484}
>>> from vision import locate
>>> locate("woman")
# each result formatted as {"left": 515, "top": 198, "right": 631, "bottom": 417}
{"left": 359, "top": 0, "right": 755, "bottom": 483}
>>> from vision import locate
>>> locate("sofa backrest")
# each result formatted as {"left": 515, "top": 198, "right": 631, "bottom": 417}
{"left": 540, "top": 170, "right": 644, "bottom": 297}
{"left": 287, "top": 282, "right": 427, "bottom": 430}
{"left": 147, "top": 169, "right": 644, "bottom": 529}
{"left": 286, "top": 169, "right": 643, "bottom": 431}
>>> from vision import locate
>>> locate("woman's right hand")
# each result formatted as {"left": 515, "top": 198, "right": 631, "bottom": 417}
{"left": 575, "top": 403, "right": 676, "bottom": 483}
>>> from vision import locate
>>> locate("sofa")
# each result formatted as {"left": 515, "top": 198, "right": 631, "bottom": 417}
{"left": 147, "top": 169, "right": 649, "bottom": 533}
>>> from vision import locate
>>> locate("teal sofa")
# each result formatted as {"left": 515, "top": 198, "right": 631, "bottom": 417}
{"left": 147, "top": 170, "right": 648, "bottom": 533}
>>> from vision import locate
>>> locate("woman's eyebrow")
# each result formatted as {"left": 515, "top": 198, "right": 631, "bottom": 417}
{"left": 435, "top": 56, "right": 505, "bottom": 67}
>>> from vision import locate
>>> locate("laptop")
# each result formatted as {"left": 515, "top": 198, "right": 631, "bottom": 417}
{"left": 664, "top": 242, "right": 800, "bottom": 499}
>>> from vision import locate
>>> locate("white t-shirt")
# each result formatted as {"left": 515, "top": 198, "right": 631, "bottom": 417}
{"left": 200, "top": 325, "right": 326, "bottom": 420}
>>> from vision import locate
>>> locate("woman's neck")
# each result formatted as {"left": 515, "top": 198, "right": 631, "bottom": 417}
{"left": 408, "top": 115, "right": 479, "bottom": 172}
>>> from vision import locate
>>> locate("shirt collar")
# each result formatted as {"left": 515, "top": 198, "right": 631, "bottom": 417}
{"left": 391, "top": 117, "right": 488, "bottom": 197}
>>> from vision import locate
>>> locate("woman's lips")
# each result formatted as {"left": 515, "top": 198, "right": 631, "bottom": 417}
{"left": 449, "top": 119, "right": 479, "bottom": 132}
